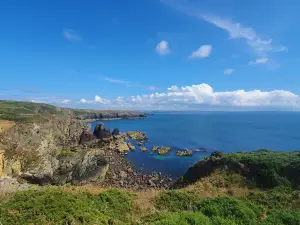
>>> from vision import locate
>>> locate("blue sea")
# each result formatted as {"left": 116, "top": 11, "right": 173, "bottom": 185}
{"left": 89, "top": 112, "right": 300, "bottom": 178}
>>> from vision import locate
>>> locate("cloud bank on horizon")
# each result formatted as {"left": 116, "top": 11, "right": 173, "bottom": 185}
{"left": 29, "top": 83, "right": 300, "bottom": 111}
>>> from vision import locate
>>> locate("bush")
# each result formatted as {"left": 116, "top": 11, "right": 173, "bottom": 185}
{"left": 197, "top": 197, "right": 264, "bottom": 225}
{"left": 155, "top": 190, "right": 200, "bottom": 212}
{"left": 149, "top": 211, "right": 212, "bottom": 225}
{"left": 0, "top": 188, "right": 135, "bottom": 225}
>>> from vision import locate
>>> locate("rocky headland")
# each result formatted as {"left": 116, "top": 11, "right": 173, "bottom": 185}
{"left": 0, "top": 115, "right": 172, "bottom": 191}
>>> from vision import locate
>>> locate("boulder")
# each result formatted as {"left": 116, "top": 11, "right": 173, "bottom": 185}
{"left": 112, "top": 128, "right": 120, "bottom": 136}
{"left": 140, "top": 147, "right": 148, "bottom": 152}
{"left": 176, "top": 150, "right": 193, "bottom": 157}
{"left": 93, "top": 123, "right": 111, "bottom": 139}
{"left": 136, "top": 141, "right": 143, "bottom": 146}
{"left": 120, "top": 171, "right": 127, "bottom": 179}
{"left": 127, "top": 143, "right": 135, "bottom": 151}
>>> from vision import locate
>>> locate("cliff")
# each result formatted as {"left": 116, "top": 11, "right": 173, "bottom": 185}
{"left": 0, "top": 100, "right": 146, "bottom": 122}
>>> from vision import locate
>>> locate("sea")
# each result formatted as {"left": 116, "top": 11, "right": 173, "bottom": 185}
{"left": 88, "top": 111, "right": 300, "bottom": 178}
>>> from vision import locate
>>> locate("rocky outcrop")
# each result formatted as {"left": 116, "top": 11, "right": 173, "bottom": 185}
{"left": 152, "top": 146, "right": 171, "bottom": 155}
{"left": 21, "top": 148, "right": 109, "bottom": 185}
{"left": 127, "top": 143, "right": 135, "bottom": 151}
{"left": 112, "top": 128, "right": 120, "bottom": 136}
{"left": 127, "top": 131, "right": 148, "bottom": 140}
{"left": 176, "top": 150, "right": 193, "bottom": 156}
{"left": 79, "top": 124, "right": 93, "bottom": 144}
{"left": 93, "top": 123, "right": 111, "bottom": 139}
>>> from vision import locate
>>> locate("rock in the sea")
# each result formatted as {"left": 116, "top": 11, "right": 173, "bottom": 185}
{"left": 112, "top": 128, "right": 120, "bottom": 136}
{"left": 176, "top": 150, "right": 193, "bottom": 157}
{"left": 127, "top": 142, "right": 135, "bottom": 151}
{"left": 127, "top": 131, "right": 148, "bottom": 140}
{"left": 136, "top": 141, "right": 143, "bottom": 146}
{"left": 140, "top": 147, "right": 148, "bottom": 152}
{"left": 152, "top": 146, "right": 171, "bottom": 155}
{"left": 93, "top": 123, "right": 111, "bottom": 139}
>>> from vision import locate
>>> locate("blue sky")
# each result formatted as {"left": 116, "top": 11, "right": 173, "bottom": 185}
{"left": 1, "top": 0, "right": 300, "bottom": 110}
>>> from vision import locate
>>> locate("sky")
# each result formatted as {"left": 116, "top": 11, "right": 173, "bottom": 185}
{"left": 1, "top": 0, "right": 300, "bottom": 110}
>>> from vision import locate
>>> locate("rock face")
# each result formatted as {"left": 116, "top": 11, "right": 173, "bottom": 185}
{"left": 127, "top": 131, "right": 148, "bottom": 140}
{"left": 112, "top": 128, "right": 120, "bottom": 136}
{"left": 79, "top": 124, "right": 93, "bottom": 144}
{"left": 93, "top": 123, "right": 111, "bottom": 139}
{"left": 176, "top": 150, "right": 193, "bottom": 157}
{"left": 152, "top": 146, "right": 171, "bottom": 155}
{"left": 22, "top": 148, "right": 109, "bottom": 185}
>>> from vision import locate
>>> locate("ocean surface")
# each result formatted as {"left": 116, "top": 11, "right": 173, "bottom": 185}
{"left": 89, "top": 112, "right": 300, "bottom": 178}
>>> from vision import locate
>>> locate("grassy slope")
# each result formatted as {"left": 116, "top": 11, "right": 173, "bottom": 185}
{"left": 0, "top": 151, "right": 299, "bottom": 224}
{"left": 179, "top": 150, "right": 300, "bottom": 189}
{"left": 0, "top": 100, "right": 141, "bottom": 122}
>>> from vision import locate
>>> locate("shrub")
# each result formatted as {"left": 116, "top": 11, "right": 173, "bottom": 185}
{"left": 155, "top": 190, "right": 200, "bottom": 212}
{"left": 149, "top": 212, "right": 212, "bottom": 225}
{"left": 196, "top": 197, "right": 264, "bottom": 225}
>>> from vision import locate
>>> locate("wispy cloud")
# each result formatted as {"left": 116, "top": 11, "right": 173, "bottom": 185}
{"left": 156, "top": 40, "right": 171, "bottom": 55}
{"left": 103, "top": 77, "right": 129, "bottom": 84}
{"left": 61, "top": 99, "right": 71, "bottom": 104}
{"left": 248, "top": 58, "right": 269, "bottom": 65}
{"left": 102, "top": 76, "right": 159, "bottom": 91}
{"left": 63, "top": 29, "right": 82, "bottom": 41}
{"left": 161, "top": 0, "right": 287, "bottom": 65}
{"left": 224, "top": 68, "right": 234, "bottom": 75}
{"left": 189, "top": 45, "right": 212, "bottom": 59}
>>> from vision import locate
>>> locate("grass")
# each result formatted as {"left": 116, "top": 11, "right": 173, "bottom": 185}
{"left": 0, "top": 120, "right": 15, "bottom": 133}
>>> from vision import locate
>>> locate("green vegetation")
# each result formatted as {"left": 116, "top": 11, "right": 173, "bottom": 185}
{"left": 180, "top": 150, "right": 300, "bottom": 189}
{"left": 0, "top": 188, "right": 134, "bottom": 225}
{"left": 151, "top": 189, "right": 300, "bottom": 225}
{"left": 0, "top": 100, "right": 142, "bottom": 123}
{"left": 1, "top": 186, "right": 299, "bottom": 224}
{"left": 57, "top": 149, "right": 76, "bottom": 158}
{"left": 0, "top": 100, "right": 60, "bottom": 122}
{"left": 1, "top": 145, "right": 299, "bottom": 224}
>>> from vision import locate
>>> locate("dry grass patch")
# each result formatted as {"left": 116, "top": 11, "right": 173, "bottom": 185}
{"left": 0, "top": 120, "right": 15, "bottom": 133}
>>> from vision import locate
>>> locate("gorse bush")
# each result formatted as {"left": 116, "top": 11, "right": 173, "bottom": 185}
{"left": 155, "top": 190, "right": 200, "bottom": 212}
{"left": 0, "top": 188, "right": 134, "bottom": 225}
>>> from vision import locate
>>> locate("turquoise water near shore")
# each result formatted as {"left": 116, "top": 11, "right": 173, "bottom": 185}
{"left": 89, "top": 112, "right": 300, "bottom": 178}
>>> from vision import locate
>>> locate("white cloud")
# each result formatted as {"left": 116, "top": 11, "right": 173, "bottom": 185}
{"left": 189, "top": 45, "right": 212, "bottom": 59}
{"left": 249, "top": 58, "right": 269, "bottom": 65}
{"left": 63, "top": 29, "right": 81, "bottom": 41}
{"left": 77, "top": 83, "right": 300, "bottom": 110}
{"left": 224, "top": 68, "right": 234, "bottom": 75}
{"left": 156, "top": 40, "right": 171, "bottom": 55}
{"left": 80, "top": 99, "right": 87, "bottom": 103}
{"left": 61, "top": 99, "right": 71, "bottom": 104}
{"left": 95, "top": 95, "right": 110, "bottom": 104}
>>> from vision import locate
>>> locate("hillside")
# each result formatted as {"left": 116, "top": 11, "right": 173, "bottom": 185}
{"left": 0, "top": 100, "right": 146, "bottom": 122}
{"left": 0, "top": 150, "right": 299, "bottom": 224}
